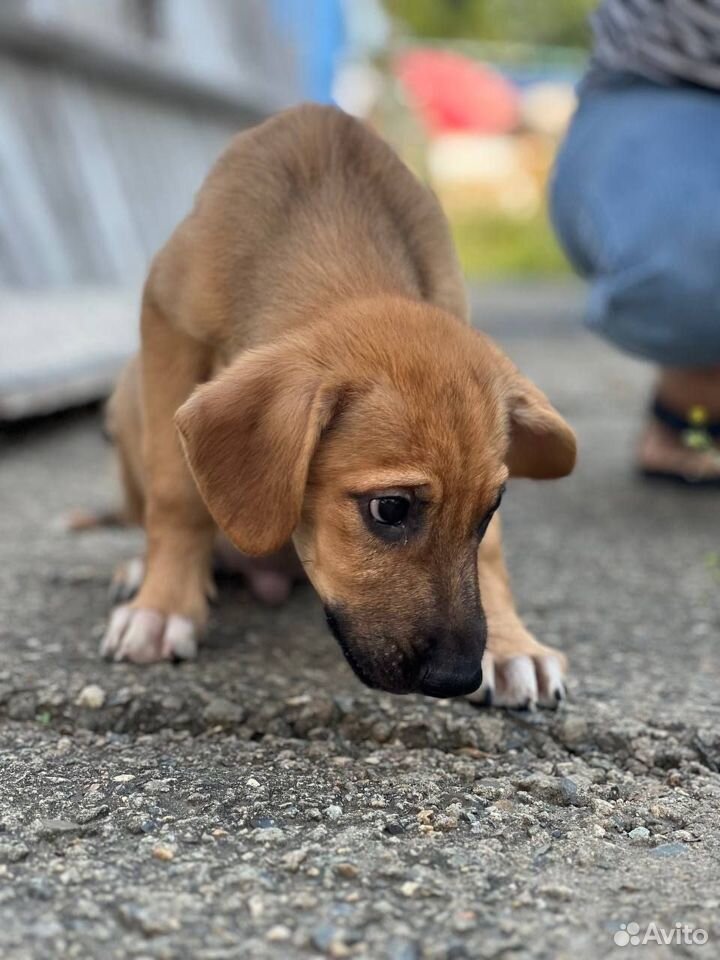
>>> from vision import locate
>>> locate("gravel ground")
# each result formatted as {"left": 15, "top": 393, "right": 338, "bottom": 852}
{"left": 1, "top": 284, "right": 719, "bottom": 960}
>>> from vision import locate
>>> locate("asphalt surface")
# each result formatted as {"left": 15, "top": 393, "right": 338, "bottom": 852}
{"left": 1, "top": 283, "right": 719, "bottom": 960}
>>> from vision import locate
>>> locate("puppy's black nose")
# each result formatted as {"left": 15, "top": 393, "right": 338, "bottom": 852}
{"left": 420, "top": 664, "right": 483, "bottom": 699}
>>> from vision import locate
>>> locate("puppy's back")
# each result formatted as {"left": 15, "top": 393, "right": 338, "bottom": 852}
{"left": 150, "top": 104, "right": 467, "bottom": 346}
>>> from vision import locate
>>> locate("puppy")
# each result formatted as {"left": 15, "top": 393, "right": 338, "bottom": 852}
{"left": 101, "top": 104, "right": 575, "bottom": 708}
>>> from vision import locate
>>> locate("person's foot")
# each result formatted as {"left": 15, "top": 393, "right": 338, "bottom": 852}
{"left": 637, "top": 367, "right": 720, "bottom": 485}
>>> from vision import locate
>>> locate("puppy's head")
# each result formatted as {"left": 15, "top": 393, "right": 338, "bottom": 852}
{"left": 176, "top": 299, "right": 575, "bottom": 697}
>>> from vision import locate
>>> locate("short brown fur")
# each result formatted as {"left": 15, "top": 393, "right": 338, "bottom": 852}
{"left": 103, "top": 104, "right": 575, "bottom": 701}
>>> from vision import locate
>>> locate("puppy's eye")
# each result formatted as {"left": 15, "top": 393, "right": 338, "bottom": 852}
{"left": 492, "top": 484, "right": 506, "bottom": 513}
{"left": 478, "top": 484, "right": 506, "bottom": 538}
{"left": 369, "top": 496, "right": 410, "bottom": 526}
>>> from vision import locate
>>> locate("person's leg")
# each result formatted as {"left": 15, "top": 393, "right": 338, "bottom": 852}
{"left": 551, "top": 72, "right": 720, "bottom": 482}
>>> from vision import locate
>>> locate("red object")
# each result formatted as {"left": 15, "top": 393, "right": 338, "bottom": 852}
{"left": 395, "top": 49, "right": 520, "bottom": 137}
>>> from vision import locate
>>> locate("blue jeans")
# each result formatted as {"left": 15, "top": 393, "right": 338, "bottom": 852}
{"left": 550, "top": 71, "right": 720, "bottom": 366}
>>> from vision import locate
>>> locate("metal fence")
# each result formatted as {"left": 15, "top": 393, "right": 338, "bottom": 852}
{"left": 0, "top": 0, "right": 296, "bottom": 288}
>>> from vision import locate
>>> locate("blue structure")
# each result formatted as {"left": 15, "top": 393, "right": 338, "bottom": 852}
{"left": 269, "top": 0, "right": 347, "bottom": 103}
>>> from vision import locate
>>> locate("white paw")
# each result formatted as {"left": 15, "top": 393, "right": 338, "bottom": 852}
{"left": 109, "top": 556, "right": 145, "bottom": 605}
{"left": 100, "top": 605, "right": 198, "bottom": 663}
{"left": 467, "top": 649, "right": 566, "bottom": 710}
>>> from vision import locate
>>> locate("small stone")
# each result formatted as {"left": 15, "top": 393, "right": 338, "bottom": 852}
{"left": 118, "top": 903, "right": 180, "bottom": 936}
{"left": 282, "top": 847, "right": 309, "bottom": 872}
{"left": 266, "top": 925, "right": 291, "bottom": 942}
{"left": 537, "top": 882, "right": 573, "bottom": 902}
{"left": 386, "top": 937, "right": 421, "bottom": 960}
{"left": 516, "top": 774, "right": 588, "bottom": 807}
{"left": 591, "top": 798, "right": 614, "bottom": 817}
{"left": 385, "top": 821, "right": 404, "bottom": 836}
{"left": 248, "top": 895, "right": 265, "bottom": 918}
{"left": 250, "top": 817, "right": 275, "bottom": 829}
{"left": 628, "top": 826, "right": 650, "bottom": 842}
{"left": 151, "top": 843, "right": 175, "bottom": 861}
{"left": 557, "top": 713, "right": 589, "bottom": 746}
{"left": 252, "top": 827, "right": 285, "bottom": 844}
{"left": 325, "top": 804, "right": 343, "bottom": 821}
{"left": 143, "top": 779, "right": 171, "bottom": 794}
{"left": 246, "top": 778, "right": 261, "bottom": 789}
{"left": 75, "top": 684, "right": 106, "bottom": 709}
{"left": 435, "top": 815, "right": 458, "bottom": 832}
{"left": 34, "top": 819, "right": 83, "bottom": 840}
{"left": 650, "top": 842, "right": 689, "bottom": 859}
{"left": 75, "top": 805, "right": 109, "bottom": 825}
{"left": 128, "top": 818, "right": 157, "bottom": 835}
{"left": 400, "top": 881, "right": 421, "bottom": 897}
{"left": 311, "top": 924, "right": 349, "bottom": 956}
{"left": 673, "top": 830, "right": 696, "bottom": 842}
{"left": 0, "top": 840, "right": 30, "bottom": 863}
{"left": 202, "top": 697, "right": 245, "bottom": 726}
{"left": 113, "top": 774, "right": 135, "bottom": 783}
{"left": 334, "top": 861, "right": 359, "bottom": 879}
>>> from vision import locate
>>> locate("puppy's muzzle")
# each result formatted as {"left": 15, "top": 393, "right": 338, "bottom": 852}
{"left": 325, "top": 606, "right": 485, "bottom": 698}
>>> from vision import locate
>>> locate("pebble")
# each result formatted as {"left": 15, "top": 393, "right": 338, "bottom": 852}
{"left": 310, "top": 924, "right": 349, "bottom": 956}
{"left": 385, "top": 821, "right": 405, "bottom": 836}
{"left": 281, "top": 847, "right": 309, "bottom": 872}
{"left": 75, "top": 805, "right": 109, "bottom": 825}
{"left": 202, "top": 697, "right": 245, "bottom": 726}
{"left": 334, "top": 861, "right": 359, "bottom": 879}
{"left": 628, "top": 826, "right": 650, "bottom": 842}
{"left": 34, "top": 819, "right": 83, "bottom": 840}
{"left": 151, "top": 843, "right": 175, "bottom": 861}
{"left": 650, "top": 842, "right": 689, "bottom": 858}
{"left": 537, "top": 882, "right": 573, "bottom": 902}
{"left": 252, "top": 827, "right": 285, "bottom": 845}
{"left": 673, "top": 830, "right": 696, "bottom": 842}
{"left": 248, "top": 895, "right": 265, "bottom": 918}
{"left": 113, "top": 774, "right": 136, "bottom": 783}
{"left": 118, "top": 902, "right": 180, "bottom": 936}
{"left": 0, "top": 840, "right": 29, "bottom": 863}
{"left": 325, "top": 804, "right": 343, "bottom": 821}
{"left": 514, "top": 774, "right": 588, "bottom": 807}
{"left": 143, "top": 779, "right": 172, "bottom": 794}
{"left": 266, "top": 924, "right": 291, "bottom": 942}
{"left": 75, "top": 684, "right": 106, "bottom": 709}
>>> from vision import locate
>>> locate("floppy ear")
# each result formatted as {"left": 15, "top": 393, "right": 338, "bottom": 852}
{"left": 175, "top": 339, "right": 337, "bottom": 555}
{"left": 504, "top": 369, "right": 577, "bottom": 478}
{"left": 475, "top": 332, "right": 576, "bottom": 479}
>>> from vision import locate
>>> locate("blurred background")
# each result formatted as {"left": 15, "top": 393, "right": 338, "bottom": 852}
{"left": 0, "top": 0, "right": 592, "bottom": 419}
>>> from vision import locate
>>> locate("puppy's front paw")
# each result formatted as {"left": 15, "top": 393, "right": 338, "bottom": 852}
{"left": 100, "top": 605, "right": 198, "bottom": 663}
{"left": 468, "top": 631, "right": 567, "bottom": 710}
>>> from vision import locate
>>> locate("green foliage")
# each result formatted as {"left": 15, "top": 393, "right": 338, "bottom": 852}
{"left": 386, "top": 0, "right": 594, "bottom": 47}
{"left": 450, "top": 208, "right": 570, "bottom": 278}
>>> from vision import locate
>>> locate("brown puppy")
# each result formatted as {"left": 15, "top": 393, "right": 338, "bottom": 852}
{"left": 101, "top": 104, "right": 575, "bottom": 707}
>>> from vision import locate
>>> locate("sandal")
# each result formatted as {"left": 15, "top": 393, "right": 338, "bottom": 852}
{"left": 639, "top": 399, "right": 720, "bottom": 488}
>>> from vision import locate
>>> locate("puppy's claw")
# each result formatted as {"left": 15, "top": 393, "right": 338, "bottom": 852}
{"left": 100, "top": 606, "right": 198, "bottom": 664}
